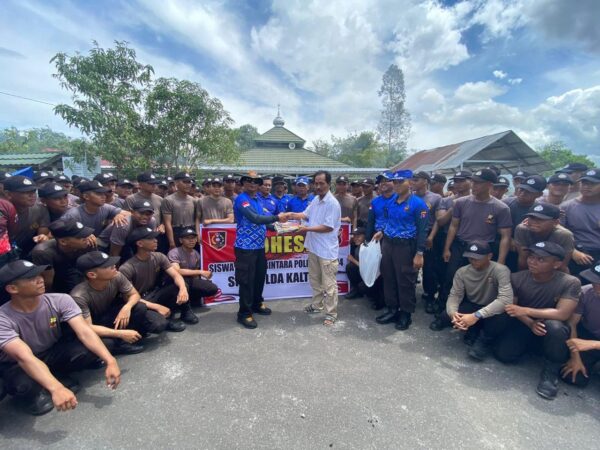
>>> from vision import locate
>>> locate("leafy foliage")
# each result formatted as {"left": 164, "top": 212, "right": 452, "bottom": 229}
{"left": 537, "top": 141, "right": 595, "bottom": 174}
{"left": 51, "top": 41, "right": 237, "bottom": 173}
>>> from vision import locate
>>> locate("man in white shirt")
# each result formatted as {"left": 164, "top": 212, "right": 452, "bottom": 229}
{"left": 288, "top": 171, "right": 342, "bottom": 326}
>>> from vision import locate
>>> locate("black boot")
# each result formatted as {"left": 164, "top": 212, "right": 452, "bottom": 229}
{"left": 376, "top": 309, "right": 397, "bottom": 324}
{"left": 536, "top": 361, "right": 560, "bottom": 400}
{"left": 345, "top": 289, "right": 360, "bottom": 300}
{"left": 114, "top": 341, "right": 145, "bottom": 355}
{"left": 429, "top": 313, "right": 450, "bottom": 331}
{"left": 395, "top": 312, "right": 412, "bottom": 330}
{"left": 468, "top": 333, "right": 492, "bottom": 361}
{"left": 425, "top": 297, "right": 435, "bottom": 314}
{"left": 23, "top": 390, "right": 54, "bottom": 416}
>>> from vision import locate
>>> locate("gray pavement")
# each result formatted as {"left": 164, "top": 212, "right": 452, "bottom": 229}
{"left": 1, "top": 295, "right": 599, "bottom": 449}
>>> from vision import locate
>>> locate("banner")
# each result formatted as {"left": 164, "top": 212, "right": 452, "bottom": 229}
{"left": 200, "top": 223, "right": 351, "bottom": 305}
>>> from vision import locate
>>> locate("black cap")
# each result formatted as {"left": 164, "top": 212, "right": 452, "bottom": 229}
{"left": 0, "top": 171, "right": 12, "bottom": 182}
{"left": 33, "top": 171, "right": 54, "bottom": 183}
{"left": 580, "top": 262, "right": 600, "bottom": 284}
{"left": 513, "top": 170, "right": 530, "bottom": 180}
{"left": 76, "top": 251, "right": 121, "bottom": 272}
{"left": 518, "top": 175, "right": 547, "bottom": 193}
{"left": 117, "top": 178, "right": 134, "bottom": 187}
{"left": 202, "top": 178, "right": 213, "bottom": 186}
{"left": 462, "top": 241, "right": 492, "bottom": 260}
{"left": 94, "top": 173, "right": 117, "bottom": 183}
{"left": 72, "top": 176, "right": 89, "bottom": 186}
{"left": 55, "top": 174, "right": 71, "bottom": 183}
{"left": 350, "top": 180, "right": 361, "bottom": 186}
{"left": 447, "top": 180, "right": 455, "bottom": 188}
{"left": 557, "top": 163, "right": 588, "bottom": 173}
{"left": 336, "top": 176, "right": 349, "bottom": 184}
{"left": 38, "top": 183, "right": 68, "bottom": 199}
{"left": 127, "top": 226, "right": 160, "bottom": 244}
{"left": 525, "top": 203, "right": 560, "bottom": 220}
{"left": 547, "top": 173, "right": 573, "bottom": 185}
{"left": 494, "top": 176, "right": 510, "bottom": 187}
{"left": 0, "top": 260, "right": 49, "bottom": 286}
{"left": 224, "top": 174, "right": 237, "bottom": 182}
{"left": 174, "top": 171, "right": 192, "bottom": 181}
{"left": 212, "top": 177, "right": 223, "bottom": 185}
{"left": 451, "top": 170, "right": 472, "bottom": 180}
{"left": 166, "top": 176, "right": 174, "bottom": 183}
{"left": 412, "top": 171, "right": 431, "bottom": 181}
{"left": 137, "top": 172, "right": 160, "bottom": 184}
{"left": 3, "top": 176, "right": 37, "bottom": 192}
{"left": 131, "top": 199, "right": 155, "bottom": 213}
{"left": 431, "top": 173, "right": 447, "bottom": 184}
{"left": 158, "top": 180, "right": 168, "bottom": 188}
{"left": 361, "top": 178, "right": 375, "bottom": 186}
{"left": 78, "top": 180, "right": 109, "bottom": 193}
{"left": 48, "top": 218, "right": 94, "bottom": 238}
{"left": 528, "top": 241, "right": 566, "bottom": 259}
{"left": 579, "top": 169, "right": 600, "bottom": 183}
{"left": 352, "top": 227, "right": 366, "bottom": 235}
{"left": 179, "top": 227, "right": 197, "bottom": 238}
{"left": 471, "top": 169, "right": 498, "bottom": 184}
{"left": 272, "top": 176, "right": 285, "bottom": 185}
{"left": 486, "top": 165, "right": 501, "bottom": 176}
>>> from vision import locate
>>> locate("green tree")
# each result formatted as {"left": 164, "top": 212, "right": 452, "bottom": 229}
{"left": 0, "top": 127, "right": 74, "bottom": 153}
{"left": 377, "top": 64, "right": 410, "bottom": 161}
{"left": 51, "top": 41, "right": 155, "bottom": 172}
{"left": 145, "top": 78, "right": 237, "bottom": 172}
{"left": 537, "top": 141, "right": 595, "bottom": 174}
{"left": 234, "top": 124, "right": 259, "bottom": 150}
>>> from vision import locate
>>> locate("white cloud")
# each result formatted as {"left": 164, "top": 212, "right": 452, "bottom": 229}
{"left": 454, "top": 81, "right": 507, "bottom": 103}
{"left": 493, "top": 70, "right": 507, "bottom": 79}
{"left": 508, "top": 78, "right": 522, "bottom": 85}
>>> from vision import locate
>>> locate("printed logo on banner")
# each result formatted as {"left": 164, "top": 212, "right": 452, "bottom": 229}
{"left": 208, "top": 231, "right": 227, "bottom": 250}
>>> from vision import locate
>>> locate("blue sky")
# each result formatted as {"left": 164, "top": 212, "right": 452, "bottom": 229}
{"left": 0, "top": 0, "right": 598, "bottom": 157}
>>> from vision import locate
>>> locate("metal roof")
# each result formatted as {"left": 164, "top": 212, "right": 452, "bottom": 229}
{"left": 254, "top": 126, "right": 306, "bottom": 145}
{"left": 239, "top": 147, "right": 351, "bottom": 169}
{"left": 0, "top": 151, "right": 65, "bottom": 169}
{"left": 392, "top": 130, "right": 551, "bottom": 175}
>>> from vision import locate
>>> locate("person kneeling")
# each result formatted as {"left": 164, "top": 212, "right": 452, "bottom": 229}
{"left": 71, "top": 251, "right": 170, "bottom": 355}
{"left": 561, "top": 262, "right": 600, "bottom": 388}
{"left": 119, "top": 227, "right": 195, "bottom": 332}
{"left": 0, "top": 260, "right": 120, "bottom": 416}
{"left": 167, "top": 228, "right": 218, "bottom": 306}
{"left": 498, "top": 241, "right": 580, "bottom": 400}
{"left": 438, "top": 242, "right": 513, "bottom": 360}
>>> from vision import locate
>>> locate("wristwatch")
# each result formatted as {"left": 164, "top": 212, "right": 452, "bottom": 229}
{"left": 474, "top": 310, "right": 484, "bottom": 320}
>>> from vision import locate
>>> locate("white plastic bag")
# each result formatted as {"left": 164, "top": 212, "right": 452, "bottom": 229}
{"left": 358, "top": 240, "right": 382, "bottom": 287}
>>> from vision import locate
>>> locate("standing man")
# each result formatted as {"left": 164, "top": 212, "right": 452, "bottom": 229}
{"left": 272, "top": 176, "right": 291, "bottom": 214}
{"left": 195, "top": 177, "right": 234, "bottom": 235}
{"left": 430, "top": 173, "right": 447, "bottom": 197}
{"left": 435, "top": 169, "right": 512, "bottom": 322}
{"left": 561, "top": 168, "right": 600, "bottom": 277}
{"left": 559, "top": 163, "right": 588, "bottom": 202}
{"left": 288, "top": 171, "right": 342, "bottom": 326}
{"left": 334, "top": 176, "right": 358, "bottom": 228}
{"left": 257, "top": 177, "right": 278, "bottom": 216}
{"left": 161, "top": 171, "right": 196, "bottom": 250}
{"left": 223, "top": 174, "right": 238, "bottom": 203}
{"left": 539, "top": 173, "right": 572, "bottom": 205}
{"left": 233, "top": 173, "right": 285, "bottom": 329}
{"left": 350, "top": 180, "right": 363, "bottom": 199}
{"left": 113, "top": 179, "right": 134, "bottom": 209}
{"left": 356, "top": 178, "right": 376, "bottom": 227}
{"left": 410, "top": 171, "right": 442, "bottom": 311}
{"left": 373, "top": 170, "right": 428, "bottom": 331}
{"left": 286, "top": 177, "right": 314, "bottom": 213}
{"left": 125, "top": 171, "right": 164, "bottom": 235}
{"left": 491, "top": 176, "right": 510, "bottom": 200}
{"left": 511, "top": 170, "right": 530, "bottom": 191}
{"left": 0, "top": 260, "right": 120, "bottom": 416}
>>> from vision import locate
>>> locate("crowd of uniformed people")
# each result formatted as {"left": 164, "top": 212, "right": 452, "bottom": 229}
{"left": 0, "top": 161, "right": 599, "bottom": 415}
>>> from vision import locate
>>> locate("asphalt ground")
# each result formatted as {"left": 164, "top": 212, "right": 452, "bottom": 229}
{"left": 1, "top": 292, "right": 599, "bottom": 449}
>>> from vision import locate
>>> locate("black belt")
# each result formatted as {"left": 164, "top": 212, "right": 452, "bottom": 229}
{"left": 384, "top": 236, "right": 416, "bottom": 245}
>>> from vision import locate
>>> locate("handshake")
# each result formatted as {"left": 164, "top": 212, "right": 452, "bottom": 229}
{"left": 276, "top": 212, "right": 298, "bottom": 223}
